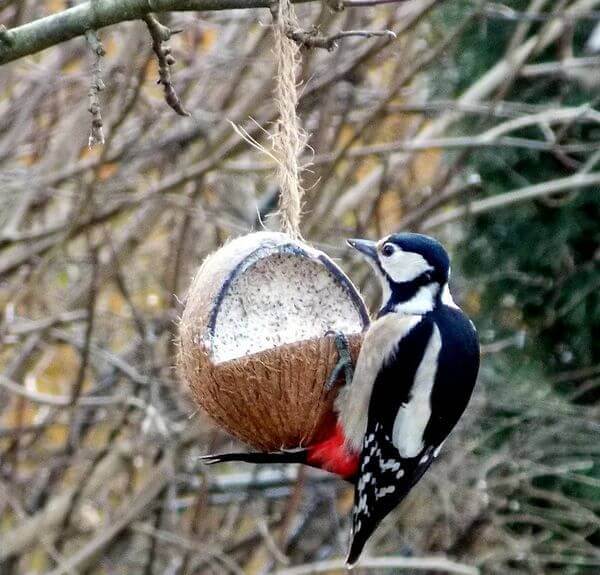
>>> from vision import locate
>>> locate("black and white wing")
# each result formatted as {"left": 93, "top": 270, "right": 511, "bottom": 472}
{"left": 346, "top": 316, "right": 442, "bottom": 566}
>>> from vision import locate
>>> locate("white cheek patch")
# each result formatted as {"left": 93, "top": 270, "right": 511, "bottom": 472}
{"left": 380, "top": 249, "right": 432, "bottom": 284}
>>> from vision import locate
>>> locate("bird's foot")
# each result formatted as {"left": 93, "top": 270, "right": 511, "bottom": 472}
{"left": 324, "top": 330, "right": 355, "bottom": 392}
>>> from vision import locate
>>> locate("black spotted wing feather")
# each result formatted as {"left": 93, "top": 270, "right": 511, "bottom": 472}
{"left": 347, "top": 421, "right": 437, "bottom": 565}
{"left": 346, "top": 306, "right": 480, "bottom": 565}
{"left": 347, "top": 317, "right": 436, "bottom": 565}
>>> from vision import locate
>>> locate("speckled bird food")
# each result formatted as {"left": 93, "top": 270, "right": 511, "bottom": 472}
{"left": 177, "top": 231, "right": 369, "bottom": 450}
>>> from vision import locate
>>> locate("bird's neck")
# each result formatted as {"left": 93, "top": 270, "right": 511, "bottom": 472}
{"left": 379, "top": 281, "right": 450, "bottom": 317}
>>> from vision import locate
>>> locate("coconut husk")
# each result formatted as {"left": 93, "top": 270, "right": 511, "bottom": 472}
{"left": 178, "top": 332, "right": 363, "bottom": 450}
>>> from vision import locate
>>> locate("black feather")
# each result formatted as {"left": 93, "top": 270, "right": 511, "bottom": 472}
{"left": 198, "top": 449, "right": 308, "bottom": 466}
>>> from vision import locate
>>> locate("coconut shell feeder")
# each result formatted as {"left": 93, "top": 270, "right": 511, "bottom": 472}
{"left": 178, "top": 232, "right": 369, "bottom": 451}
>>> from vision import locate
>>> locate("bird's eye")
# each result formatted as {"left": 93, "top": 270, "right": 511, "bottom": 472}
{"left": 381, "top": 243, "right": 395, "bottom": 257}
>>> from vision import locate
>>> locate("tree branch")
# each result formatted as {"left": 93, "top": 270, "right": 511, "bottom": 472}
{"left": 273, "top": 556, "right": 479, "bottom": 575}
{"left": 44, "top": 456, "right": 173, "bottom": 575}
{"left": 85, "top": 29, "right": 106, "bottom": 146}
{"left": 420, "top": 172, "right": 600, "bottom": 230}
{"left": 0, "top": 0, "right": 299, "bottom": 65}
{"left": 287, "top": 27, "right": 396, "bottom": 51}
{"left": 0, "top": 0, "right": 407, "bottom": 66}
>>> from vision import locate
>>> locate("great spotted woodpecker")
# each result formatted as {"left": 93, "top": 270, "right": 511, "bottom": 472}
{"left": 201, "top": 233, "right": 480, "bottom": 566}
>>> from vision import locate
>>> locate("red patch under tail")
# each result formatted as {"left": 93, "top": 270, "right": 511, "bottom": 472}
{"left": 307, "top": 423, "right": 359, "bottom": 480}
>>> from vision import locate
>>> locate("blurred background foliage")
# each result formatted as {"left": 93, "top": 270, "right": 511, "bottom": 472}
{"left": 442, "top": 0, "right": 600, "bottom": 375}
{"left": 0, "top": 0, "right": 598, "bottom": 574}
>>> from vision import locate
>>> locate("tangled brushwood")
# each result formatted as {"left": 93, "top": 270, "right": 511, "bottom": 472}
{"left": 1, "top": 1, "right": 598, "bottom": 574}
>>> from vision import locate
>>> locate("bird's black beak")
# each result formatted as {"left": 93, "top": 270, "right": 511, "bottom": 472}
{"left": 347, "top": 238, "right": 378, "bottom": 261}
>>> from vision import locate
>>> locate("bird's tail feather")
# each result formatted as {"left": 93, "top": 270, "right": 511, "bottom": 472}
{"left": 345, "top": 525, "right": 372, "bottom": 568}
{"left": 198, "top": 449, "right": 308, "bottom": 466}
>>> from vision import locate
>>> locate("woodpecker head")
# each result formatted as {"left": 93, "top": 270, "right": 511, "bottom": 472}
{"left": 347, "top": 233, "right": 452, "bottom": 316}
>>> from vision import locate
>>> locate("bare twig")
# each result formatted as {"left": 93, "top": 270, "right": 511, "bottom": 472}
{"left": 85, "top": 29, "right": 105, "bottom": 147}
{"left": 273, "top": 556, "right": 480, "bottom": 575}
{"left": 484, "top": 5, "right": 600, "bottom": 21}
{"left": 0, "top": 375, "right": 147, "bottom": 408}
{"left": 287, "top": 27, "right": 396, "bottom": 51}
{"left": 144, "top": 13, "right": 190, "bottom": 116}
{"left": 0, "top": 24, "right": 15, "bottom": 46}
{"left": 44, "top": 456, "right": 174, "bottom": 575}
{"left": 0, "top": 446, "right": 131, "bottom": 559}
{"left": 342, "top": 0, "right": 410, "bottom": 5}
{"left": 520, "top": 56, "right": 600, "bottom": 77}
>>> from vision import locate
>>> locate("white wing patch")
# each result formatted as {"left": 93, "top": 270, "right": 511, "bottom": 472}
{"left": 392, "top": 324, "right": 442, "bottom": 458}
{"left": 433, "top": 441, "right": 445, "bottom": 458}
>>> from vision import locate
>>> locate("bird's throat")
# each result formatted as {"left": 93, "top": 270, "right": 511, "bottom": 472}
{"left": 379, "top": 282, "right": 441, "bottom": 317}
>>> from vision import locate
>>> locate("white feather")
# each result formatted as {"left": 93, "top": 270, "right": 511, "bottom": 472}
{"left": 441, "top": 284, "right": 459, "bottom": 309}
{"left": 393, "top": 284, "right": 439, "bottom": 315}
{"left": 392, "top": 324, "right": 442, "bottom": 458}
{"left": 380, "top": 248, "right": 432, "bottom": 284}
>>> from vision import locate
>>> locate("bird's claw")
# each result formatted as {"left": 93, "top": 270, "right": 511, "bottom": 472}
{"left": 325, "top": 330, "right": 355, "bottom": 392}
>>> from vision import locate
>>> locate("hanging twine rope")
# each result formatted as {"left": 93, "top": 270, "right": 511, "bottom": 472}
{"left": 271, "top": 0, "right": 306, "bottom": 239}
